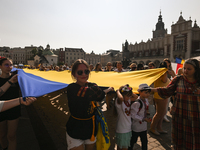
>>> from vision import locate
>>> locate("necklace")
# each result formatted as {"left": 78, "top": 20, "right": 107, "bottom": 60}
{"left": 124, "top": 101, "right": 131, "bottom": 116}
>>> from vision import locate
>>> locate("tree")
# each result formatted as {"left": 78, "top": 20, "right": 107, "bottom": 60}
{"left": 31, "top": 48, "right": 38, "bottom": 56}
{"left": 57, "top": 62, "right": 64, "bottom": 66}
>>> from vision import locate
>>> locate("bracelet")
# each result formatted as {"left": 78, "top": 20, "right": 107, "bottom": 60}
{"left": 8, "top": 80, "right": 14, "bottom": 85}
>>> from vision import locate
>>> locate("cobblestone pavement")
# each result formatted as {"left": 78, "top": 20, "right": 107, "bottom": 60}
{"left": 12, "top": 90, "right": 172, "bottom": 150}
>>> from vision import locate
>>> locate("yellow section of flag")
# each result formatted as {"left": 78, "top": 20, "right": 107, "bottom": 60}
{"left": 23, "top": 68, "right": 167, "bottom": 93}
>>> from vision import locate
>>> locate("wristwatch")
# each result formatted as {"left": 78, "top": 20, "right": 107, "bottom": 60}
{"left": 8, "top": 80, "right": 14, "bottom": 85}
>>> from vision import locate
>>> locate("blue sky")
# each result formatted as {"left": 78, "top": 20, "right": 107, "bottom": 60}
{"left": 0, "top": 0, "right": 200, "bottom": 54}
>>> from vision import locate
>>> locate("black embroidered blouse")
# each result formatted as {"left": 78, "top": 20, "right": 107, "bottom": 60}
{"left": 66, "top": 82, "right": 105, "bottom": 140}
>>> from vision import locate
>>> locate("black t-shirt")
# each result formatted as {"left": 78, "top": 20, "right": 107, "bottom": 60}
{"left": 0, "top": 76, "right": 20, "bottom": 121}
{"left": 66, "top": 82, "right": 105, "bottom": 140}
{"left": 0, "top": 76, "right": 20, "bottom": 101}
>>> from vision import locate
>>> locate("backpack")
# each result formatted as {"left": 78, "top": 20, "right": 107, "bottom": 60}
{"left": 131, "top": 99, "right": 143, "bottom": 113}
{"left": 131, "top": 99, "right": 144, "bottom": 124}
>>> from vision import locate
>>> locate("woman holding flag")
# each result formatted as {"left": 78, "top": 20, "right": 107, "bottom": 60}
{"left": 164, "top": 58, "right": 176, "bottom": 79}
{"left": 65, "top": 59, "right": 114, "bottom": 150}
{"left": 0, "top": 58, "right": 21, "bottom": 150}
{"left": 152, "top": 59, "right": 200, "bottom": 150}
{"left": 163, "top": 58, "right": 176, "bottom": 122}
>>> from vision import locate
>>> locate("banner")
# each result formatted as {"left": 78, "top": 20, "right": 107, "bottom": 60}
{"left": 14, "top": 68, "right": 167, "bottom": 97}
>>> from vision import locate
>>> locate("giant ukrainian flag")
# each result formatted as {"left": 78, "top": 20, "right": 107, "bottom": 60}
{"left": 15, "top": 68, "right": 167, "bottom": 150}
{"left": 15, "top": 68, "right": 167, "bottom": 98}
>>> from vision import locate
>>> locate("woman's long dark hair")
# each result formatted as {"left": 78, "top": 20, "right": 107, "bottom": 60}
{"left": 185, "top": 59, "right": 200, "bottom": 86}
{"left": 164, "top": 58, "right": 172, "bottom": 70}
{"left": 94, "top": 62, "right": 102, "bottom": 71}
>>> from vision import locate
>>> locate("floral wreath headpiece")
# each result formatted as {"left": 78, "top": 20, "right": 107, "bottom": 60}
{"left": 121, "top": 84, "right": 132, "bottom": 92}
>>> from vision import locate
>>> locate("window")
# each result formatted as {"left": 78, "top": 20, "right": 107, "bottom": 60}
{"left": 139, "top": 52, "right": 142, "bottom": 57}
{"left": 145, "top": 51, "right": 148, "bottom": 56}
{"left": 152, "top": 51, "right": 156, "bottom": 56}
{"left": 160, "top": 50, "right": 164, "bottom": 55}
{"left": 175, "top": 39, "right": 184, "bottom": 51}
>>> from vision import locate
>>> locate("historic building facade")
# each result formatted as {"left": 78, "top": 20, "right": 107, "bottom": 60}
{"left": 123, "top": 12, "right": 200, "bottom": 67}
{"left": 64, "top": 48, "right": 85, "bottom": 66}
{"left": 100, "top": 49, "right": 121, "bottom": 66}
{"left": 85, "top": 51, "right": 101, "bottom": 66}
{"left": 0, "top": 45, "right": 36, "bottom": 65}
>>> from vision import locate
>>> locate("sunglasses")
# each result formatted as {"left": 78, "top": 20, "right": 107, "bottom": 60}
{"left": 77, "top": 69, "right": 90, "bottom": 76}
{"left": 4, "top": 64, "right": 13, "bottom": 67}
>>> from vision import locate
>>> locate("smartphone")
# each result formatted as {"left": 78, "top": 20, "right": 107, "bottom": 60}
{"left": 12, "top": 70, "right": 18, "bottom": 75}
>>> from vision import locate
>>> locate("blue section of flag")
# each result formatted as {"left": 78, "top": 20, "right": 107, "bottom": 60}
{"left": 11, "top": 67, "right": 18, "bottom": 72}
{"left": 175, "top": 57, "right": 182, "bottom": 64}
{"left": 17, "top": 69, "right": 68, "bottom": 97}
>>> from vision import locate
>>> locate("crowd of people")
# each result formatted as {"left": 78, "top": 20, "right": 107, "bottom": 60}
{"left": 0, "top": 57, "right": 200, "bottom": 150}
{"left": 24, "top": 60, "right": 160, "bottom": 72}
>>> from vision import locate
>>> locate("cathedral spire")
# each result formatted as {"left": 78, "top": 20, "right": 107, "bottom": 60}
{"left": 193, "top": 20, "right": 199, "bottom": 28}
{"left": 153, "top": 10, "right": 167, "bottom": 38}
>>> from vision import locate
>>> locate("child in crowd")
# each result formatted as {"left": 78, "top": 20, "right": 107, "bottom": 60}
{"left": 115, "top": 84, "right": 138, "bottom": 150}
{"left": 128, "top": 84, "right": 152, "bottom": 150}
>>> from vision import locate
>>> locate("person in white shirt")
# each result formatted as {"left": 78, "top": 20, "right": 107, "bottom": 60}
{"left": 114, "top": 61, "right": 126, "bottom": 72}
{"left": 114, "top": 84, "right": 138, "bottom": 150}
{"left": 128, "top": 84, "right": 152, "bottom": 150}
{"left": 0, "top": 97, "right": 36, "bottom": 112}
{"left": 0, "top": 74, "right": 36, "bottom": 112}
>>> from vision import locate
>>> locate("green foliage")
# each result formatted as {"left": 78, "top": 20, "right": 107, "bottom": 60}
{"left": 57, "top": 62, "right": 64, "bottom": 66}
{"left": 31, "top": 48, "right": 38, "bottom": 56}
